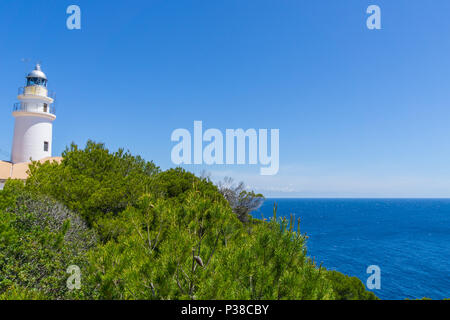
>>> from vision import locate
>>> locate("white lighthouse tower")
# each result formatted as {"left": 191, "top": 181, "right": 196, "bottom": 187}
{"left": 11, "top": 64, "right": 56, "bottom": 164}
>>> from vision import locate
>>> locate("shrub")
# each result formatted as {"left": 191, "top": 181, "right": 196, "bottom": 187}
{"left": 326, "top": 270, "right": 379, "bottom": 300}
{"left": 0, "top": 186, "right": 97, "bottom": 299}
{"left": 1, "top": 141, "right": 379, "bottom": 300}
{"left": 25, "top": 140, "right": 159, "bottom": 226}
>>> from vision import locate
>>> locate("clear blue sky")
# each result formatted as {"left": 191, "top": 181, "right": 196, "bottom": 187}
{"left": 1, "top": 0, "right": 450, "bottom": 197}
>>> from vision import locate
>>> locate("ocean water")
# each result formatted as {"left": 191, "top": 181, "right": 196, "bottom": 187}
{"left": 252, "top": 198, "right": 450, "bottom": 300}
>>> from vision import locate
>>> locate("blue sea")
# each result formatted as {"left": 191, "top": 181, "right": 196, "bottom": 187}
{"left": 253, "top": 198, "right": 450, "bottom": 300}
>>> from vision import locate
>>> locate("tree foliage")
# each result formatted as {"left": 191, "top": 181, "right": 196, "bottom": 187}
{"left": 217, "top": 177, "right": 265, "bottom": 223}
{"left": 0, "top": 183, "right": 96, "bottom": 299}
{"left": 25, "top": 140, "right": 159, "bottom": 226}
{"left": 326, "top": 271, "right": 378, "bottom": 300}
{"left": 0, "top": 141, "right": 378, "bottom": 300}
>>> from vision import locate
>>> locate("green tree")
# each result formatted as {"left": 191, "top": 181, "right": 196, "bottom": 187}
{"left": 0, "top": 184, "right": 97, "bottom": 299}
{"left": 25, "top": 140, "right": 159, "bottom": 226}
{"left": 325, "top": 270, "right": 379, "bottom": 300}
{"left": 217, "top": 177, "right": 265, "bottom": 223}
{"left": 1, "top": 141, "right": 379, "bottom": 300}
{"left": 81, "top": 190, "right": 241, "bottom": 299}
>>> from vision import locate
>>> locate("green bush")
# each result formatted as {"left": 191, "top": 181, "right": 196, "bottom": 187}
{"left": 325, "top": 270, "right": 379, "bottom": 300}
{"left": 25, "top": 140, "right": 159, "bottom": 226}
{"left": 0, "top": 187, "right": 97, "bottom": 299}
{"left": 0, "top": 141, "right": 379, "bottom": 300}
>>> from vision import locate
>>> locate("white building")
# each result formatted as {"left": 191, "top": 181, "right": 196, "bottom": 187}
{"left": 0, "top": 64, "right": 61, "bottom": 189}
{"left": 11, "top": 64, "right": 56, "bottom": 163}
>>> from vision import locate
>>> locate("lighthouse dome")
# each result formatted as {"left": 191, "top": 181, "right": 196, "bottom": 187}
{"left": 27, "top": 64, "right": 47, "bottom": 80}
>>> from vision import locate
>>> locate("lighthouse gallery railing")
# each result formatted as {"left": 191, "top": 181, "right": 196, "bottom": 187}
{"left": 18, "top": 86, "right": 56, "bottom": 100}
{"left": 13, "top": 102, "right": 56, "bottom": 115}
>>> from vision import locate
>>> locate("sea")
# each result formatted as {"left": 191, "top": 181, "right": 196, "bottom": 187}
{"left": 252, "top": 198, "right": 450, "bottom": 300}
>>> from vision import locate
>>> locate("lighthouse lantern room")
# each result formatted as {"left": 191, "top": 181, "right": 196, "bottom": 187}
{"left": 11, "top": 64, "right": 56, "bottom": 164}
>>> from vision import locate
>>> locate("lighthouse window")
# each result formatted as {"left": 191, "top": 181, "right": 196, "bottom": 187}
{"left": 43, "top": 104, "right": 48, "bottom": 112}
{"left": 44, "top": 141, "right": 49, "bottom": 152}
{"left": 27, "top": 77, "right": 47, "bottom": 87}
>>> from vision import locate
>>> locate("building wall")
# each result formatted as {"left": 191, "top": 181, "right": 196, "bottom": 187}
{"left": 11, "top": 115, "right": 53, "bottom": 163}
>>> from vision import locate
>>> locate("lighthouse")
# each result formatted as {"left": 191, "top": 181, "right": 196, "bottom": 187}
{"left": 11, "top": 64, "right": 56, "bottom": 164}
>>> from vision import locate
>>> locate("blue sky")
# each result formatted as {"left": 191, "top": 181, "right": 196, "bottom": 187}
{"left": 1, "top": 0, "right": 450, "bottom": 197}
